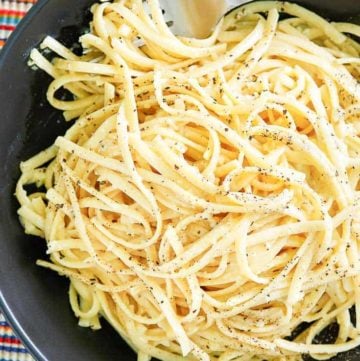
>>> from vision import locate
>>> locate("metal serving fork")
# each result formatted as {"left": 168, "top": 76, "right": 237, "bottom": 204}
{"left": 159, "top": 0, "right": 249, "bottom": 38}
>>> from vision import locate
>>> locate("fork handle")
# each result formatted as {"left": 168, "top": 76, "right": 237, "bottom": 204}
{"left": 159, "top": 0, "right": 249, "bottom": 38}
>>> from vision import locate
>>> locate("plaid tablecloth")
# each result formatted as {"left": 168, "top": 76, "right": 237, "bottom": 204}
{"left": 1, "top": 1, "right": 37, "bottom": 359}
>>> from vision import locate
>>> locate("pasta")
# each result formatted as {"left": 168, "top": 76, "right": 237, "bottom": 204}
{"left": 16, "top": 1, "right": 360, "bottom": 360}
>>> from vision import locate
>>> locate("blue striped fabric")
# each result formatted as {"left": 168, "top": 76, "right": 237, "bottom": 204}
{"left": 0, "top": 314, "right": 34, "bottom": 361}
{"left": 0, "top": 0, "right": 36, "bottom": 48}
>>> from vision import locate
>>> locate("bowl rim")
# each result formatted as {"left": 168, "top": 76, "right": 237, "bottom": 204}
{"left": 0, "top": 2, "right": 49, "bottom": 360}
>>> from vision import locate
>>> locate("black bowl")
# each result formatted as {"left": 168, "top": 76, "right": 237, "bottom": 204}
{"left": 0, "top": 1, "right": 359, "bottom": 360}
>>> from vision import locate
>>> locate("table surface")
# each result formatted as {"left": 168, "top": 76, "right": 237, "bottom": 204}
{"left": 1, "top": 2, "right": 37, "bottom": 359}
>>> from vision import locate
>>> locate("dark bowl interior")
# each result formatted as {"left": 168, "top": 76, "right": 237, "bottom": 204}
{"left": 0, "top": 0, "right": 359, "bottom": 360}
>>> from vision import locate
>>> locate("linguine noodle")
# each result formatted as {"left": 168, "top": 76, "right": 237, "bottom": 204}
{"left": 16, "top": 1, "right": 360, "bottom": 360}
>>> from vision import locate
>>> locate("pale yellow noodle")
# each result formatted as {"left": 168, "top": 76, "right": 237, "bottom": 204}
{"left": 16, "top": 1, "right": 360, "bottom": 360}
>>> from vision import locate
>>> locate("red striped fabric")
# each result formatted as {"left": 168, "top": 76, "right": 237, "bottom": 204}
{"left": 1, "top": 9, "right": 27, "bottom": 16}
{"left": 0, "top": 314, "right": 34, "bottom": 360}
{"left": 0, "top": 336, "right": 22, "bottom": 345}
{"left": 0, "top": 24, "right": 19, "bottom": 30}
{"left": 0, "top": 0, "right": 37, "bottom": 47}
